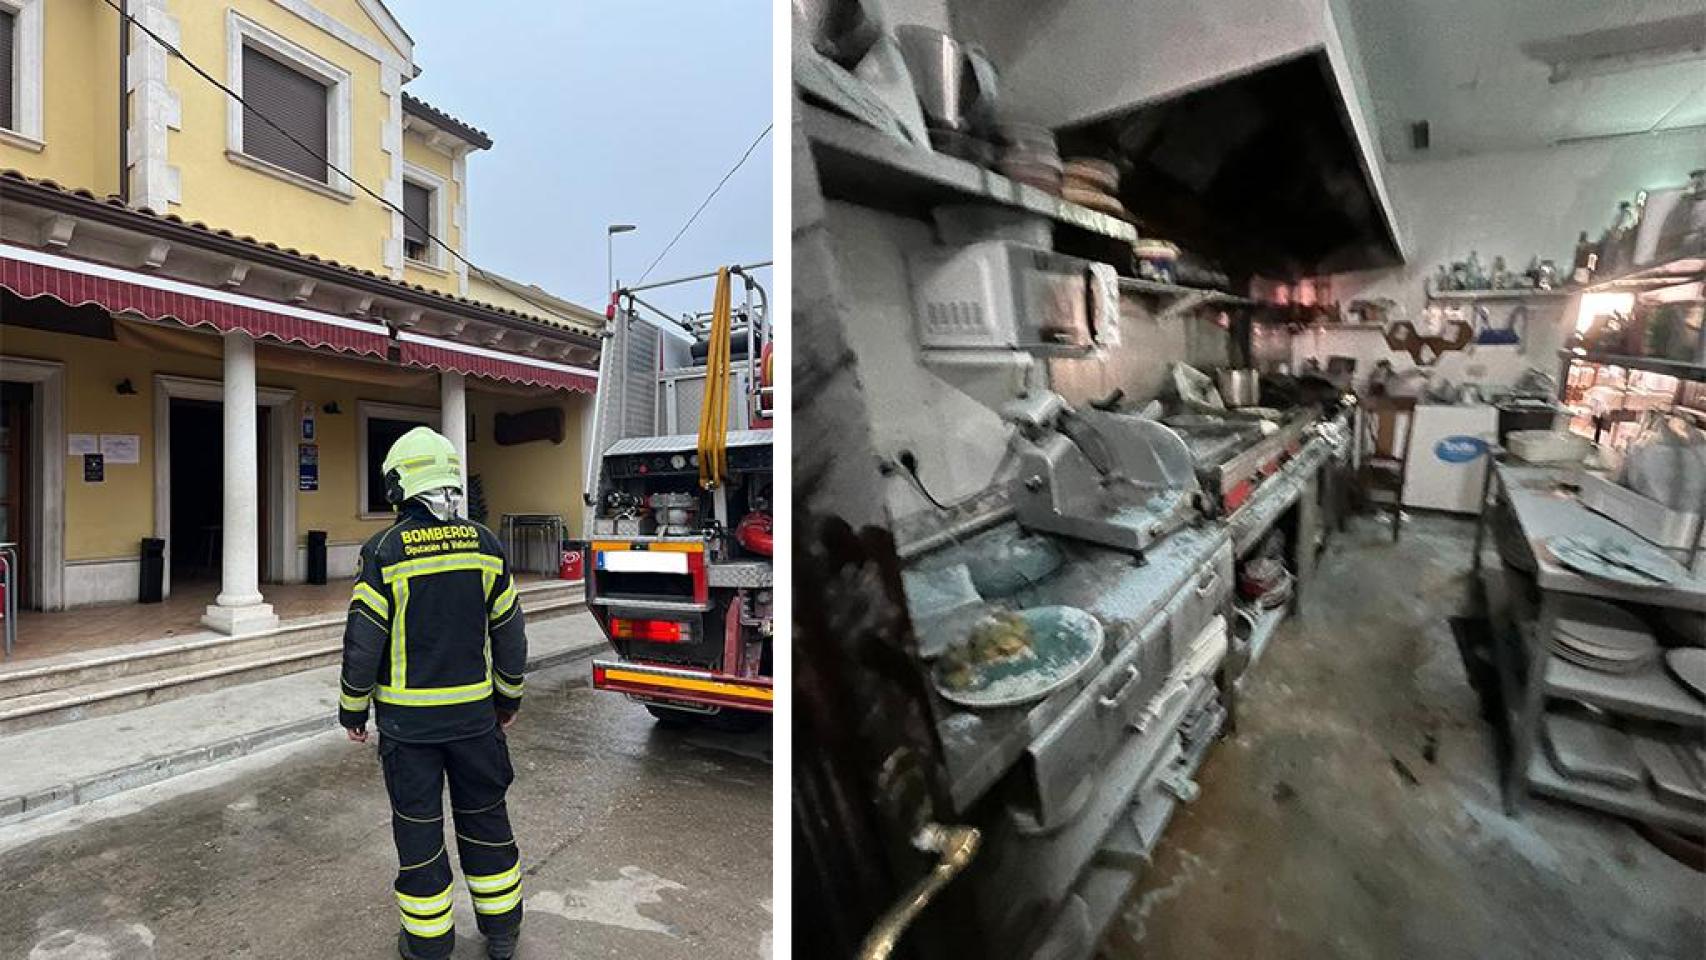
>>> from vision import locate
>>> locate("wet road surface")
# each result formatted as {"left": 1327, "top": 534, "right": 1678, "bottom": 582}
{"left": 0, "top": 654, "right": 773, "bottom": 960}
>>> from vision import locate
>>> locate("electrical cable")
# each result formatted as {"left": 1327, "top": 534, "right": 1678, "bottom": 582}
{"left": 99, "top": 0, "right": 588, "bottom": 331}
{"left": 634, "top": 124, "right": 772, "bottom": 286}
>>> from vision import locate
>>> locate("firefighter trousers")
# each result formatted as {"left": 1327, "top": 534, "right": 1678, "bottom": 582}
{"left": 379, "top": 726, "right": 523, "bottom": 959}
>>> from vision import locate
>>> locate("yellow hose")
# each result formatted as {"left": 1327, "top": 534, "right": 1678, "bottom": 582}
{"left": 697, "top": 267, "right": 732, "bottom": 489}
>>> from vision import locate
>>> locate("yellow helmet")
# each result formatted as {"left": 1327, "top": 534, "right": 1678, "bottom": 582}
{"left": 382, "top": 426, "right": 462, "bottom": 504}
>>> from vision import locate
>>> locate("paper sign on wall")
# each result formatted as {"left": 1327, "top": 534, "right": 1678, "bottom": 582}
{"left": 68, "top": 434, "right": 99, "bottom": 456}
{"left": 99, "top": 434, "right": 141, "bottom": 464}
{"left": 83, "top": 453, "right": 104, "bottom": 483}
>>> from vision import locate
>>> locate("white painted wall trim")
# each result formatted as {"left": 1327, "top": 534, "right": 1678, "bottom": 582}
{"left": 226, "top": 9, "right": 355, "bottom": 198}
{"left": 356, "top": 400, "right": 439, "bottom": 519}
{"left": 380, "top": 63, "right": 405, "bottom": 278}
{"left": 295, "top": 539, "right": 363, "bottom": 580}
{"left": 127, "top": 0, "right": 180, "bottom": 210}
{"left": 153, "top": 374, "right": 297, "bottom": 597}
{"left": 0, "top": 0, "right": 43, "bottom": 144}
{"left": 401, "top": 160, "right": 450, "bottom": 271}
{"left": 65, "top": 558, "right": 142, "bottom": 607}
{"left": 0, "top": 354, "right": 64, "bottom": 611}
{"left": 268, "top": 0, "right": 412, "bottom": 74}
{"left": 451, "top": 151, "right": 469, "bottom": 296}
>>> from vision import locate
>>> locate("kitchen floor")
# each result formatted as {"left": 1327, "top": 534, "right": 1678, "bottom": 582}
{"left": 1099, "top": 513, "right": 1704, "bottom": 960}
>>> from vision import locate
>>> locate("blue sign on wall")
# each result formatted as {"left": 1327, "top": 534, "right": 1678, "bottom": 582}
{"left": 1435, "top": 435, "right": 1489, "bottom": 463}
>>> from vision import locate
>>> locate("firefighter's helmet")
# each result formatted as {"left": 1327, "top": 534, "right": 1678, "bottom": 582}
{"left": 382, "top": 426, "right": 463, "bottom": 505}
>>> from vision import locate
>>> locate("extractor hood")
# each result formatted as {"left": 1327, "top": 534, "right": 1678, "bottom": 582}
{"left": 1056, "top": 51, "right": 1405, "bottom": 281}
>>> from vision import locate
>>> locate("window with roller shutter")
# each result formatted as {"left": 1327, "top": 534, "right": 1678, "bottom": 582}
{"left": 241, "top": 44, "right": 329, "bottom": 182}
{"left": 403, "top": 180, "right": 432, "bottom": 262}
{"left": 0, "top": 9, "right": 15, "bottom": 132}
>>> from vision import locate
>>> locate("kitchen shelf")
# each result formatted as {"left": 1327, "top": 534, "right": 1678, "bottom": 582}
{"left": 1298, "top": 322, "right": 1387, "bottom": 332}
{"left": 1527, "top": 748, "right": 1704, "bottom": 835}
{"left": 1426, "top": 286, "right": 1574, "bottom": 303}
{"left": 1117, "top": 277, "right": 1253, "bottom": 307}
{"left": 801, "top": 103, "right": 1137, "bottom": 245}
{"left": 1543, "top": 655, "right": 1706, "bottom": 727}
{"left": 1582, "top": 252, "right": 1706, "bottom": 296}
{"left": 1559, "top": 350, "right": 1706, "bottom": 383}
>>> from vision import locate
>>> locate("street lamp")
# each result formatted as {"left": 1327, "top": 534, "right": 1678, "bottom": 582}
{"left": 606, "top": 223, "right": 636, "bottom": 299}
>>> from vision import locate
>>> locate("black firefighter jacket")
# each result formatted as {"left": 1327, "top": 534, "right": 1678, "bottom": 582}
{"left": 337, "top": 502, "right": 527, "bottom": 742}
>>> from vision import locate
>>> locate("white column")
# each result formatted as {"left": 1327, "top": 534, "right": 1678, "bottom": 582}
{"left": 441, "top": 372, "right": 468, "bottom": 492}
{"left": 203, "top": 330, "right": 277, "bottom": 635}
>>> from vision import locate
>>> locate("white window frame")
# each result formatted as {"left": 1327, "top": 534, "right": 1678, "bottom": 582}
{"left": 225, "top": 9, "right": 353, "bottom": 200}
{"left": 357, "top": 400, "right": 441, "bottom": 520}
{"left": 400, "top": 162, "right": 450, "bottom": 272}
{"left": 0, "top": 0, "right": 44, "bottom": 151}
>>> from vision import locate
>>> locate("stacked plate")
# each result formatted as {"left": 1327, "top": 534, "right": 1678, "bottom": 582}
{"left": 995, "top": 122, "right": 1063, "bottom": 195}
{"left": 1548, "top": 594, "right": 1658, "bottom": 674}
{"left": 1060, "top": 157, "right": 1126, "bottom": 217}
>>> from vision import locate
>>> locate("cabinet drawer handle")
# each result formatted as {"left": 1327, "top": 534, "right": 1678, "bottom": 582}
{"left": 1195, "top": 568, "right": 1220, "bottom": 596}
{"left": 1098, "top": 664, "right": 1142, "bottom": 711}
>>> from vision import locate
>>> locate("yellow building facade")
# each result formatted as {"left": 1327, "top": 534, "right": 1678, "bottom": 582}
{"left": 0, "top": 0, "right": 602, "bottom": 633}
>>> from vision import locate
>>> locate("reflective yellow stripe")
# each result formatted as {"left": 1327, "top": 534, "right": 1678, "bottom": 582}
{"left": 352, "top": 582, "right": 389, "bottom": 618}
{"left": 493, "top": 674, "right": 523, "bottom": 699}
{"left": 339, "top": 693, "right": 371, "bottom": 711}
{"left": 490, "top": 583, "right": 517, "bottom": 621}
{"left": 396, "top": 884, "right": 453, "bottom": 915}
{"left": 606, "top": 668, "right": 775, "bottom": 701}
{"left": 390, "top": 578, "right": 411, "bottom": 690}
{"left": 473, "top": 886, "right": 523, "bottom": 915}
{"left": 466, "top": 865, "right": 520, "bottom": 894}
{"left": 381, "top": 552, "right": 503, "bottom": 584}
{"left": 375, "top": 680, "right": 493, "bottom": 707}
{"left": 400, "top": 910, "right": 454, "bottom": 937}
{"left": 591, "top": 540, "right": 704, "bottom": 553}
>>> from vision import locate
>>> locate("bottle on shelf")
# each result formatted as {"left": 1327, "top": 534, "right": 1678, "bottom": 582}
{"left": 1570, "top": 230, "right": 1597, "bottom": 285}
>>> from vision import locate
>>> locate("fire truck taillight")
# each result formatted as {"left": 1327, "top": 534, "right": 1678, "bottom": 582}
{"left": 610, "top": 617, "right": 687, "bottom": 643}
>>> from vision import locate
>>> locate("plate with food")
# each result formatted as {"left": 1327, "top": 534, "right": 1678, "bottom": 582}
{"left": 931, "top": 605, "right": 1104, "bottom": 709}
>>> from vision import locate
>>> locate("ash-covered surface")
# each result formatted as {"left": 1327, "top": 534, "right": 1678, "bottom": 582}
{"left": 1100, "top": 514, "right": 1705, "bottom": 960}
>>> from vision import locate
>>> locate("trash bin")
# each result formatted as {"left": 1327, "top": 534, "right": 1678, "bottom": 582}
{"left": 307, "top": 530, "right": 328, "bottom": 585}
{"left": 559, "top": 540, "right": 586, "bottom": 581}
{"left": 140, "top": 537, "right": 166, "bottom": 604}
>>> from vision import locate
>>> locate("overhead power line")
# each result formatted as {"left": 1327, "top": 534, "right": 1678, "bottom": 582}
{"left": 98, "top": 0, "right": 587, "bottom": 334}
{"left": 633, "top": 123, "right": 772, "bottom": 286}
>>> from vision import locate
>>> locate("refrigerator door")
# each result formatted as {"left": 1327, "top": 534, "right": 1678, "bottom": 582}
{"left": 1402, "top": 404, "right": 1499, "bottom": 513}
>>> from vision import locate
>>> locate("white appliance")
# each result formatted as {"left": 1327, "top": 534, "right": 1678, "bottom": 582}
{"left": 907, "top": 241, "right": 1118, "bottom": 351}
{"left": 1402, "top": 403, "right": 1499, "bottom": 513}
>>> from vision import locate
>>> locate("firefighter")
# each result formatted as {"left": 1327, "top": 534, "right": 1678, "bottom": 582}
{"left": 338, "top": 426, "right": 528, "bottom": 960}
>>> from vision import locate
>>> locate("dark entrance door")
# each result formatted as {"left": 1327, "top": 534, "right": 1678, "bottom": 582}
{"left": 0, "top": 382, "right": 32, "bottom": 609}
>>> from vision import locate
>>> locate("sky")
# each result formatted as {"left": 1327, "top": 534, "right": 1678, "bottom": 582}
{"left": 386, "top": 0, "right": 774, "bottom": 320}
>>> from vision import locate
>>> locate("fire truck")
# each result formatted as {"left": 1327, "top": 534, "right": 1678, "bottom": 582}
{"left": 583, "top": 263, "right": 773, "bottom": 727}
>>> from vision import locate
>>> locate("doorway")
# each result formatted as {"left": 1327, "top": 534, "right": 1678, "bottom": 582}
{"left": 167, "top": 399, "right": 270, "bottom": 586}
{"left": 0, "top": 382, "right": 33, "bottom": 609}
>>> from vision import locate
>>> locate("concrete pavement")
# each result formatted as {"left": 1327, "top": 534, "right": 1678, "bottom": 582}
{"left": 0, "top": 652, "right": 773, "bottom": 960}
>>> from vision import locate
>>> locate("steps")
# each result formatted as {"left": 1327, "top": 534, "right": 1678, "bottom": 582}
{"left": 0, "top": 580, "right": 584, "bottom": 737}
{"left": 0, "top": 610, "right": 610, "bottom": 831}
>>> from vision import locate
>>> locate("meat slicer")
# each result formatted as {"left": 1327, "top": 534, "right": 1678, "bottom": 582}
{"left": 1002, "top": 392, "right": 1201, "bottom": 554}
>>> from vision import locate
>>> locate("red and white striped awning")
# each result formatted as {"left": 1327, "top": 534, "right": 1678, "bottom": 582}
{"left": 0, "top": 243, "right": 390, "bottom": 357}
{"left": 398, "top": 330, "right": 598, "bottom": 393}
